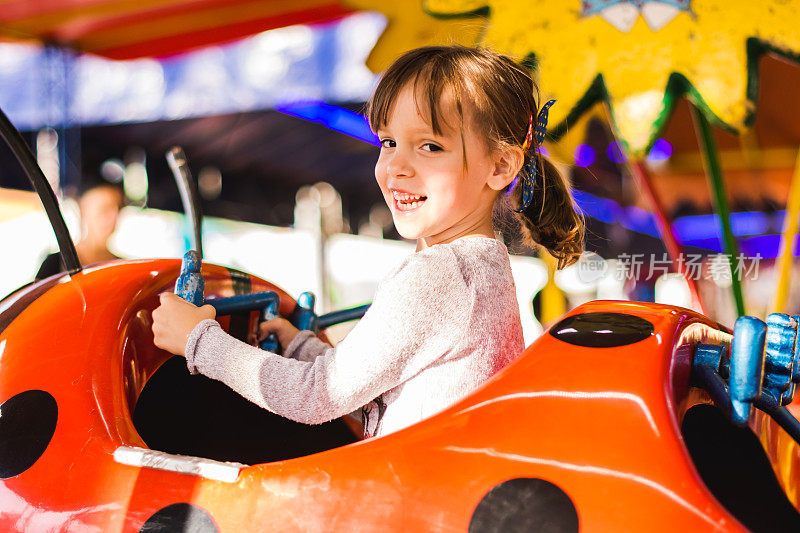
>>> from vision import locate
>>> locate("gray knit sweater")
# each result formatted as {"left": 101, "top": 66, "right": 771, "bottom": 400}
{"left": 185, "top": 236, "right": 524, "bottom": 438}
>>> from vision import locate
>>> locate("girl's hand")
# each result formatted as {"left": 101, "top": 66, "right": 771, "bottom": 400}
{"left": 254, "top": 318, "right": 301, "bottom": 350}
{"left": 152, "top": 292, "right": 216, "bottom": 356}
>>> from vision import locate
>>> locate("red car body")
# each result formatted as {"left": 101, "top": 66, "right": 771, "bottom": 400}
{"left": 1, "top": 258, "right": 798, "bottom": 531}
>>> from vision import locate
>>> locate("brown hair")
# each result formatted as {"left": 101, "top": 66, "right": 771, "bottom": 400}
{"left": 366, "top": 45, "right": 584, "bottom": 269}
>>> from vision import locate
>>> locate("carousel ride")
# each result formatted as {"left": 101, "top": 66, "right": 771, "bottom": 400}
{"left": 0, "top": 100, "right": 799, "bottom": 530}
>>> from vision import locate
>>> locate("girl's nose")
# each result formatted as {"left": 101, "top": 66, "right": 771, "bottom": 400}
{"left": 387, "top": 149, "right": 414, "bottom": 178}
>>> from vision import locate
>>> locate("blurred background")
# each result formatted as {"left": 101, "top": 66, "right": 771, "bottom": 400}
{"left": 2, "top": 0, "right": 800, "bottom": 343}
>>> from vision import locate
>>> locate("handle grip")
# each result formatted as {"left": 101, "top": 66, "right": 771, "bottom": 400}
{"left": 175, "top": 250, "right": 204, "bottom": 307}
{"left": 729, "top": 316, "right": 767, "bottom": 426}
{"left": 259, "top": 298, "right": 280, "bottom": 353}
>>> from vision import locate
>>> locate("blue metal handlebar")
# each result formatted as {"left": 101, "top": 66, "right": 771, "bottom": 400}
{"left": 693, "top": 311, "right": 800, "bottom": 445}
{"left": 206, "top": 292, "right": 278, "bottom": 316}
{"left": 318, "top": 304, "right": 371, "bottom": 330}
{"left": 174, "top": 252, "right": 370, "bottom": 355}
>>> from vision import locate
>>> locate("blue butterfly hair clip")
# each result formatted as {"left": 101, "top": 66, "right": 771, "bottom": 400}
{"left": 515, "top": 99, "right": 556, "bottom": 213}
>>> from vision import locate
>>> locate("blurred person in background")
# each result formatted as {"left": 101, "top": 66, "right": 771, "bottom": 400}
{"left": 35, "top": 182, "right": 125, "bottom": 280}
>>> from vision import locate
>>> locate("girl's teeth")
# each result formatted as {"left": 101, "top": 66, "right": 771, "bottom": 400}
{"left": 393, "top": 191, "right": 423, "bottom": 202}
{"left": 391, "top": 190, "right": 427, "bottom": 210}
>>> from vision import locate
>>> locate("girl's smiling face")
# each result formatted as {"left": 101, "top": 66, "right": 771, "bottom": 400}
{"left": 375, "top": 83, "right": 520, "bottom": 249}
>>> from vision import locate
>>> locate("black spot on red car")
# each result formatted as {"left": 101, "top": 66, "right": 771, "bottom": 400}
{"left": 0, "top": 390, "right": 58, "bottom": 479}
{"left": 549, "top": 312, "right": 654, "bottom": 348}
{"left": 469, "top": 477, "right": 578, "bottom": 533}
{"left": 140, "top": 503, "right": 218, "bottom": 533}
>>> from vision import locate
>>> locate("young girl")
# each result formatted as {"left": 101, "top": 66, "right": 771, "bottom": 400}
{"left": 152, "top": 45, "right": 584, "bottom": 439}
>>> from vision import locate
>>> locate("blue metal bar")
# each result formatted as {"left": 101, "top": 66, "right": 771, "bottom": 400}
{"left": 318, "top": 304, "right": 371, "bottom": 330}
{"left": 692, "top": 343, "right": 732, "bottom": 419}
{"left": 693, "top": 364, "right": 733, "bottom": 420}
{"left": 754, "top": 399, "right": 800, "bottom": 446}
{"left": 694, "top": 337, "right": 800, "bottom": 446}
{"left": 207, "top": 291, "right": 278, "bottom": 316}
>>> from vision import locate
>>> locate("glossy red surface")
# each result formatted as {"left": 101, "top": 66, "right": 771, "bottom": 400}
{"left": 0, "top": 260, "right": 796, "bottom": 531}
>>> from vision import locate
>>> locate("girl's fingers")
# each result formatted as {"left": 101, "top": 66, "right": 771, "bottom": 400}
{"left": 254, "top": 318, "right": 302, "bottom": 349}
{"left": 257, "top": 318, "right": 284, "bottom": 341}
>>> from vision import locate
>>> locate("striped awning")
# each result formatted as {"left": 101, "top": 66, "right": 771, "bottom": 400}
{"left": 0, "top": 0, "right": 354, "bottom": 59}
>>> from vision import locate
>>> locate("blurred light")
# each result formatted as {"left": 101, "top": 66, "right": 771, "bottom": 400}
{"left": 313, "top": 182, "right": 338, "bottom": 208}
{"left": 119, "top": 59, "right": 166, "bottom": 122}
{"left": 571, "top": 188, "right": 789, "bottom": 256}
{"left": 198, "top": 166, "right": 222, "bottom": 200}
{"left": 615, "top": 90, "right": 662, "bottom": 151}
{"left": 369, "top": 204, "right": 392, "bottom": 229}
{"left": 109, "top": 207, "right": 182, "bottom": 258}
{"left": 596, "top": 260, "right": 629, "bottom": 300}
{"left": 332, "top": 13, "right": 385, "bottom": 101}
{"left": 0, "top": 13, "right": 385, "bottom": 131}
{"left": 537, "top": 146, "right": 550, "bottom": 157}
{"left": 36, "top": 128, "right": 59, "bottom": 192}
{"left": 123, "top": 147, "right": 147, "bottom": 204}
{"left": 123, "top": 162, "right": 148, "bottom": 203}
{"left": 654, "top": 273, "right": 692, "bottom": 307}
{"left": 607, "top": 141, "right": 627, "bottom": 164}
{"left": 771, "top": 211, "right": 788, "bottom": 231}
{"left": 313, "top": 182, "right": 343, "bottom": 235}
{"left": 243, "top": 25, "right": 314, "bottom": 89}
{"left": 647, "top": 138, "right": 673, "bottom": 161}
{"left": 294, "top": 185, "right": 321, "bottom": 233}
{"left": 358, "top": 220, "right": 382, "bottom": 239}
{"left": 672, "top": 211, "right": 771, "bottom": 242}
{"left": 0, "top": 207, "right": 78, "bottom": 297}
{"left": 673, "top": 214, "right": 720, "bottom": 241}
{"left": 37, "top": 128, "right": 57, "bottom": 152}
{"left": 554, "top": 261, "right": 598, "bottom": 295}
{"left": 101, "top": 159, "right": 125, "bottom": 183}
{"left": 574, "top": 144, "right": 595, "bottom": 167}
{"left": 708, "top": 254, "right": 732, "bottom": 288}
{"left": 276, "top": 101, "right": 379, "bottom": 146}
{"left": 572, "top": 190, "right": 616, "bottom": 223}
{"left": 621, "top": 205, "right": 659, "bottom": 235}
{"left": 731, "top": 211, "right": 770, "bottom": 236}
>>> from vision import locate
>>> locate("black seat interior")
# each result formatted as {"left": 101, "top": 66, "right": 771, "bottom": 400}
{"left": 682, "top": 404, "right": 800, "bottom": 532}
{"left": 133, "top": 356, "right": 359, "bottom": 465}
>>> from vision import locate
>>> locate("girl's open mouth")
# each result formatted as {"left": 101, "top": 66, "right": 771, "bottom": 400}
{"left": 391, "top": 190, "right": 427, "bottom": 213}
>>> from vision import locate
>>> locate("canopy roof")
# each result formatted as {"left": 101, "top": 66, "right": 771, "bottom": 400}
{"left": 0, "top": 0, "right": 353, "bottom": 59}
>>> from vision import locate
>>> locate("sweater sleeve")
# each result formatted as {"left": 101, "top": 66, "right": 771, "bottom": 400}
{"left": 183, "top": 249, "right": 469, "bottom": 425}
{"left": 282, "top": 330, "right": 332, "bottom": 363}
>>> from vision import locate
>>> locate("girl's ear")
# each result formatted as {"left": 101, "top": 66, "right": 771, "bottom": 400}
{"left": 487, "top": 145, "right": 525, "bottom": 191}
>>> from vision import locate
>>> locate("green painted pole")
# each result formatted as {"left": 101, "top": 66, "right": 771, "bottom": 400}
{"left": 690, "top": 104, "right": 746, "bottom": 317}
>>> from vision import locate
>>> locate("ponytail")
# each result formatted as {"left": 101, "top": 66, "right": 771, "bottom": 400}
{"left": 510, "top": 153, "right": 584, "bottom": 269}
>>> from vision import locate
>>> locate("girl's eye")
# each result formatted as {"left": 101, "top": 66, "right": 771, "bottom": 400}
{"left": 422, "top": 143, "right": 442, "bottom": 152}
{"left": 380, "top": 138, "right": 395, "bottom": 148}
